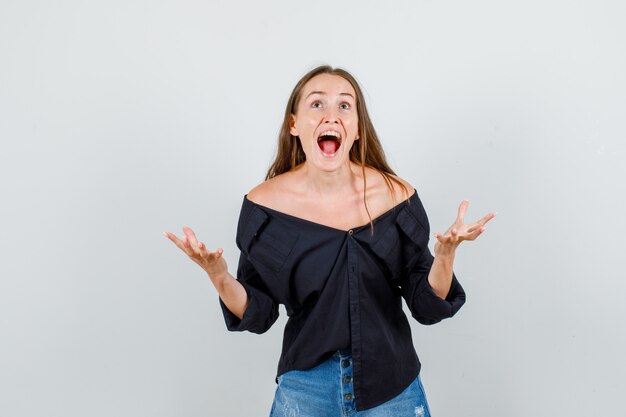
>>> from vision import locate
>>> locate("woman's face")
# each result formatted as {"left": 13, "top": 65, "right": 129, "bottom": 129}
{"left": 290, "top": 74, "right": 359, "bottom": 172}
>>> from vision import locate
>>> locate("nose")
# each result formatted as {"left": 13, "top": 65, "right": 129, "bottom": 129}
{"left": 323, "top": 107, "right": 340, "bottom": 124}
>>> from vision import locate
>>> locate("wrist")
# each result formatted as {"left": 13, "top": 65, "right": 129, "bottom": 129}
{"left": 433, "top": 251, "right": 455, "bottom": 265}
{"left": 208, "top": 269, "right": 229, "bottom": 286}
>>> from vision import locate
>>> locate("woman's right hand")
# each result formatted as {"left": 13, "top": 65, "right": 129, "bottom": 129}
{"left": 164, "top": 226, "right": 228, "bottom": 284}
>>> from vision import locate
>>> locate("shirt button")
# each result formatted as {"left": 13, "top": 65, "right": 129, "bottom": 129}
{"left": 348, "top": 229, "right": 353, "bottom": 235}
{"left": 345, "top": 393, "right": 353, "bottom": 401}
{"left": 343, "top": 376, "right": 352, "bottom": 383}
{"left": 342, "top": 359, "right": 350, "bottom": 368}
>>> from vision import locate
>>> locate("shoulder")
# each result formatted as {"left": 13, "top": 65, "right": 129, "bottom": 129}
{"left": 360, "top": 165, "right": 415, "bottom": 202}
{"left": 246, "top": 171, "right": 297, "bottom": 208}
{"left": 386, "top": 172, "right": 416, "bottom": 201}
{"left": 385, "top": 173, "right": 429, "bottom": 227}
{"left": 349, "top": 166, "right": 416, "bottom": 222}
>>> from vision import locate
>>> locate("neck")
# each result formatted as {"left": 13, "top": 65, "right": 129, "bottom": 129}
{"left": 298, "top": 161, "right": 360, "bottom": 198}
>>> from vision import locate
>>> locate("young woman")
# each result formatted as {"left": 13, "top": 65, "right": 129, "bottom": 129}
{"left": 165, "top": 65, "right": 495, "bottom": 416}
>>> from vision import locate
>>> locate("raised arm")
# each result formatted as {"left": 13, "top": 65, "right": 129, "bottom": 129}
{"left": 429, "top": 200, "right": 496, "bottom": 299}
{"left": 164, "top": 226, "right": 248, "bottom": 319}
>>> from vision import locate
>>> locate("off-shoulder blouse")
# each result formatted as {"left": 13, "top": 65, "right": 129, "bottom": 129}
{"left": 219, "top": 189, "right": 466, "bottom": 411}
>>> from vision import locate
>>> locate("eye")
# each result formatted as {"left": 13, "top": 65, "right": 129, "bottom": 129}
{"left": 340, "top": 102, "right": 351, "bottom": 110}
{"left": 311, "top": 101, "right": 323, "bottom": 108}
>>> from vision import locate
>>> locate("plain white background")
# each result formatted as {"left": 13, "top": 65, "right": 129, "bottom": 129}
{"left": 1, "top": 1, "right": 625, "bottom": 416}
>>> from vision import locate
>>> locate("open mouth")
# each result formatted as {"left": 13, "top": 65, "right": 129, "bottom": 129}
{"left": 317, "top": 130, "right": 342, "bottom": 156}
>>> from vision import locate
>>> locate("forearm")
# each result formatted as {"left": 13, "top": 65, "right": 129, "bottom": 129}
{"left": 211, "top": 271, "right": 249, "bottom": 320}
{"left": 427, "top": 253, "right": 455, "bottom": 300}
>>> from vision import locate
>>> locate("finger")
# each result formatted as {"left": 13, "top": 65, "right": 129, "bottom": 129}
{"left": 464, "top": 212, "right": 495, "bottom": 233}
{"left": 183, "top": 226, "right": 201, "bottom": 252}
{"left": 165, "top": 231, "right": 193, "bottom": 253}
{"left": 434, "top": 231, "right": 452, "bottom": 245}
{"left": 198, "top": 242, "right": 222, "bottom": 257}
{"left": 164, "top": 231, "right": 182, "bottom": 244}
{"left": 197, "top": 241, "right": 225, "bottom": 260}
{"left": 465, "top": 222, "right": 482, "bottom": 234}
{"left": 206, "top": 247, "right": 224, "bottom": 261}
{"left": 476, "top": 212, "right": 496, "bottom": 227}
{"left": 456, "top": 200, "right": 469, "bottom": 224}
{"left": 198, "top": 241, "right": 215, "bottom": 260}
{"left": 463, "top": 226, "right": 485, "bottom": 241}
{"left": 451, "top": 227, "right": 459, "bottom": 244}
{"left": 181, "top": 236, "right": 195, "bottom": 255}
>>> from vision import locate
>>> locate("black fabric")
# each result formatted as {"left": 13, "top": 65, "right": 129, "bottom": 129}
{"left": 219, "top": 190, "right": 466, "bottom": 411}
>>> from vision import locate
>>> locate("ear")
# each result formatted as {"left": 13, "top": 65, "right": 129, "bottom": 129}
{"left": 289, "top": 114, "right": 299, "bottom": 136}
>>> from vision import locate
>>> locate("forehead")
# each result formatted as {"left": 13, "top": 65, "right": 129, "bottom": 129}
{"left": 301, "top": 74, "right": 356, "bottom": 98}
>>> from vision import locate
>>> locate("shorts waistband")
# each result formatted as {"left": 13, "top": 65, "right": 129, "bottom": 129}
{"left": 334, "top": 349, "right": 351, "bottom": 358}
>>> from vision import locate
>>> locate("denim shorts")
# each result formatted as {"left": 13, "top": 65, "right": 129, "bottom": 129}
{"left": 269, "top": 350, "right": 432, "bottom": 417}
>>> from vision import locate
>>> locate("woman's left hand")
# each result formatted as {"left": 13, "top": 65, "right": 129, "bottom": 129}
{"left": 434, "top": 200, "right": 496, "bottom": 258}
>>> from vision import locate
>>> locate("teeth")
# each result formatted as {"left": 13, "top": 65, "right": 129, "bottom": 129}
{"left": 318, "top": 130, "right": 341, "bottom": 139}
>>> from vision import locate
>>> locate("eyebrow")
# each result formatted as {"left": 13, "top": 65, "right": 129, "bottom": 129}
{"left": 305, "top": 91, "right": 355, "bottom": 100}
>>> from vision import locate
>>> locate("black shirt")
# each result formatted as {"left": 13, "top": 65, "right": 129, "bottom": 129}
{"left": 219, "top": 189, "right": 466, "bottom": 411}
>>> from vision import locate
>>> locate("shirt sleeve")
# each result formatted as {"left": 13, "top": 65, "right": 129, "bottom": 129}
{"left": 218, "top": 252, "right": 279, "bottom": 334}
{"left": 396, "top": 192, "right": 466, "bottom": 325}
{"left": 400, "top": 246, "right": 466, "bottom": 325}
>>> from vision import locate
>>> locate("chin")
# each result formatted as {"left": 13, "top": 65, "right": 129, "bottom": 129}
{"left": 308, "top": 154, "right": 351, "bottom": 173}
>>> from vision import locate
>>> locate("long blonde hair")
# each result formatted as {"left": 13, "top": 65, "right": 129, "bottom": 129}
{"left": 266, "top": 65, "right": 409, "bottom": 233}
